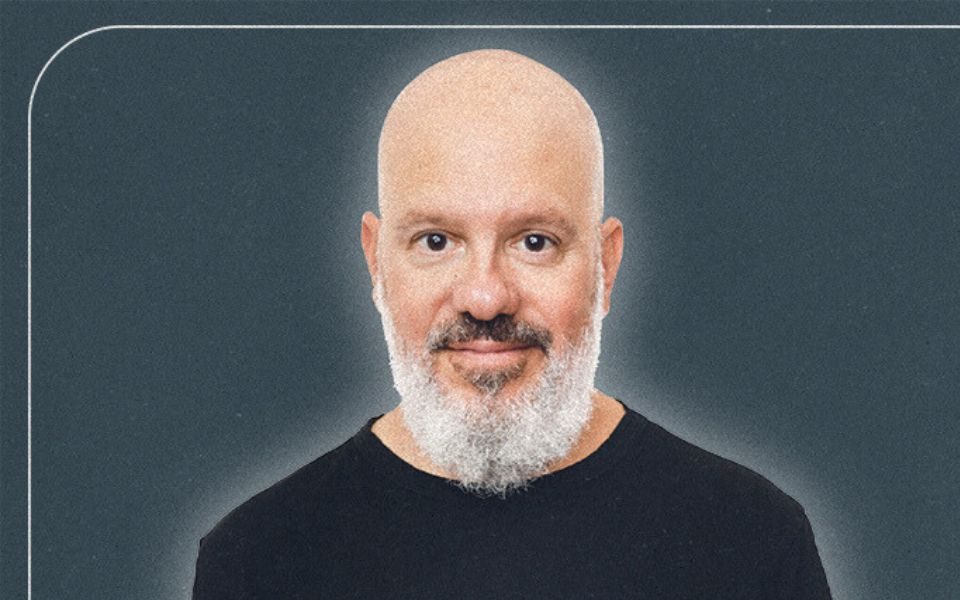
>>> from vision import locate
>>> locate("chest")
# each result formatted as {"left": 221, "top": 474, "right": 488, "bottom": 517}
{"left": 263, "top": 494, "right": 766, "bottom": 599}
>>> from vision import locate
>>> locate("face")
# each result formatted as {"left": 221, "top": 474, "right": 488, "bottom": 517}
{"left": 361, "top": 50, "right": 624, "bottom": 494}
{"left": 365, "top": 122, "right": 618, "bottom": 404}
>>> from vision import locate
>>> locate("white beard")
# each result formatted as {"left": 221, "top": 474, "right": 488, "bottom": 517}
{"left": 373, "top": 263, "right": 605, "bottom": 497}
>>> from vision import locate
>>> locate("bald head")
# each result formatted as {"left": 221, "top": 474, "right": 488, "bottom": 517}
{"left": 378, "top": 49, "right": 604, "bottom": 221}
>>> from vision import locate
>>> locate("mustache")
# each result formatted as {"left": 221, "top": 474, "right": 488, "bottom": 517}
{"left": 427, "top": 314, "right": 553, "bottom": 353}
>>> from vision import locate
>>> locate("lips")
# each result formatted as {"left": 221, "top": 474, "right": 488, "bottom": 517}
{"left": 442, "top": 340, "right": 536, "bottom": 370}
{"left": 446, "top": 340, "right": 534, "bottom": 353}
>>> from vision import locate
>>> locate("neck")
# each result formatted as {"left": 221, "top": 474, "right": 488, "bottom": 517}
{"left": 371, "top": 390, "right": 625, "bottom": 480}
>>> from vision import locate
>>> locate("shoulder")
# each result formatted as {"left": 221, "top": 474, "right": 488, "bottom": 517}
{"left": 619, "top": 408, "right": 809, "bottom": 530}
{"left": 611, "top": 408, "right": 831, "bottom": 596}
{"left": 193, "top": 424, "right": 382, "bottom": 597}
{"left": 200, "top": 425, "right": 372, "bottom": 550}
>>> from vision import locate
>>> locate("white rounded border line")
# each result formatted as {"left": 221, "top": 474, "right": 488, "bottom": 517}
{"left": 26, "top": 22, "right": 960, "bottom": 600}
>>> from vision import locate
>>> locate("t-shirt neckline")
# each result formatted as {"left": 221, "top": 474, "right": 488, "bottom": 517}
{"left": 350, "top": 399, "right": 647, "bottom": 504}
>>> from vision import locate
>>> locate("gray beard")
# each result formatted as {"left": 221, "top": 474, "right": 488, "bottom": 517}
{"left": 373, "top": 267, "right": 604, "bottom": 498}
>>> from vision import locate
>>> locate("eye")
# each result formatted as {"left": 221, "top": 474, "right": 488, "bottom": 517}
{"left": 418, "top": 232, "right": 449, "bottom": 252}
{"left": 521, "top": 233, "right": 554, "bottom": 252}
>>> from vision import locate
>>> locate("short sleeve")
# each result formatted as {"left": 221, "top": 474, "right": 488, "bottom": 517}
{"left": 766, "top": 508, "right": 832, "bottom": 599}
{"left": 192, "top": 530, "right": 248, "bottom": 600}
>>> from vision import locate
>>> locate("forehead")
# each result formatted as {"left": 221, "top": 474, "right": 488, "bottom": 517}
{"left": 380, "top": 118, "right": 600, "bottom": 227}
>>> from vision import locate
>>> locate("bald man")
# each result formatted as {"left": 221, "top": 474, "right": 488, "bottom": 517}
{"left": 193, "top": 50, "right": 831, "bottom": 599}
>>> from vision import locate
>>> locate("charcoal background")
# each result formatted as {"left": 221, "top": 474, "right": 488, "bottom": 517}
{"left": 3, "top": 4, "right": 959, "bottom": 600}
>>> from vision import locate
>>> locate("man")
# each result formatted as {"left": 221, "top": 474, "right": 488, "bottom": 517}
{"left": 193, "top": 49, "right": 832, "bottom": 599}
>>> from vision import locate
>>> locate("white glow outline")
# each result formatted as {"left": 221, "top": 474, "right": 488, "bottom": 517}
{"left": 27, "top": 22, "right": 960, "bottom": 600}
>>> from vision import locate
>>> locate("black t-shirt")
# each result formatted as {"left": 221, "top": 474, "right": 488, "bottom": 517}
{"left": 193, "top": 405, "right": 832, "bottom": 599}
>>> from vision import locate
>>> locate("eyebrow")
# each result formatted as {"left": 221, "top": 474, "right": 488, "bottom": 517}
{"left": 395, "top": 211, "right": 459, "bottom": 230}
{"left": 395, "top": 209, "right": 579, "bottom": 239}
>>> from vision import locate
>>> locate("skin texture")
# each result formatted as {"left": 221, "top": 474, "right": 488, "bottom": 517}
{"left": 361, "top": 49, "right": 625, "bottom": 480}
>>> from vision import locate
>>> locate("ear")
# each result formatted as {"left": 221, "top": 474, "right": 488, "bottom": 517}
{"left": 360, "top": 211, "right": 381, "bottom": 287}
{"left": 599, "top": 217, "right": 624, "bottom": 314}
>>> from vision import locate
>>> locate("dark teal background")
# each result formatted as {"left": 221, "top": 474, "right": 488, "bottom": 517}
{"left": 3, "top": 4, "right": 960, "bottom": 600}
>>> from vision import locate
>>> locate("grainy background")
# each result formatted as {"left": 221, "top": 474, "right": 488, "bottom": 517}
{"left": 3, "top": 4, "right": 959, "bottom": 600}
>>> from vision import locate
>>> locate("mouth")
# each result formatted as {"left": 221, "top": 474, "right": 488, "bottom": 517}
{"left": 441, "top": 341, "right": 539, "bottom": 369}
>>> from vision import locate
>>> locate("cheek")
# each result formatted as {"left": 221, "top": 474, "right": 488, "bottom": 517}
{"left": 517, "top": 268, "right": 598, "bottom": 340}
{"left": 381, "top": 265, "right": 452, "bottom": 338}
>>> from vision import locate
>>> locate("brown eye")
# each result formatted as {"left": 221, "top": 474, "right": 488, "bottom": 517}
{"left": 523, "top": 234, "right": 549, "bottom": 252}
{"left": 423, "top": 233, "right": 448, "bottom": 251}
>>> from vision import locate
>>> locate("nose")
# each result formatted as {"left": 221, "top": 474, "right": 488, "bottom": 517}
{"left": 451, "top": 248, "right": 517, "bottom": 322}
